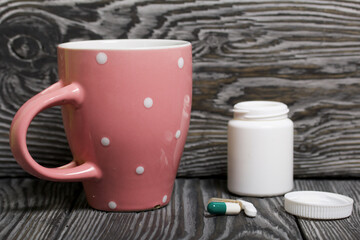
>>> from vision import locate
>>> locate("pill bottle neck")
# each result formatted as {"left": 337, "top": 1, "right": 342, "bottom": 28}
{"left": 232, "top": 101, "right": 289, "bottom": 121}
{"left": 233, "top": 112, "right": 288, "bottom": 121}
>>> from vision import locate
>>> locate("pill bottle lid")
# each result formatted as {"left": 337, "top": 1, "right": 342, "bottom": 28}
{"left": 284, "top": 191, "right": 353, "bottom": 220}
{"left": 233, "top": 101, "right": 289, "bottom": 120}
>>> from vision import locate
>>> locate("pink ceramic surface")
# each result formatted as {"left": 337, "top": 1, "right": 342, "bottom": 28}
{"left": 10, "top": 39, "right": 192, "bottom": 211}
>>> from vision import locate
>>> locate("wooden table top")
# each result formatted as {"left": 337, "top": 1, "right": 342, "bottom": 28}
{"left": 0, "top": 178, "right": 358, "bottom": 240}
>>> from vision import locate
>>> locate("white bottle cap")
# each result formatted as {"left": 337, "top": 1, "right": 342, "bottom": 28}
{"left": 284, "top": 191, "right": 354, "bottom": 220}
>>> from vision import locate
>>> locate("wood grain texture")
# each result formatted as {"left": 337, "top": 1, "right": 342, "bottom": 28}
{"left": 57, "top": 178, "right": 302, "bottom": 240}
{"left": 0, "top": 178, "right": 82, "bottom": 240}
{"left": 1, "top": 0, "right": 360, "bottom": 177}
{"left": 0, "top": 178, "right": 358, "bottom": 239}
{"left": 295, "top": 179, "right": 360, "bottom": 240}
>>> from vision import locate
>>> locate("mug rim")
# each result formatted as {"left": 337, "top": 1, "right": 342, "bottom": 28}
{"left": 58, "top": 39, "right": 191, "bottom": 51}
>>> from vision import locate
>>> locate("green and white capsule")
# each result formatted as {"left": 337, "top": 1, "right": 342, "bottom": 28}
{"left": 207, "top": 202, "right": 241, "bottom": 215}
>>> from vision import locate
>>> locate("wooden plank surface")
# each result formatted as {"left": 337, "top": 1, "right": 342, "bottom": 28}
{"left": 0, "top": 178, "right": 358, "bottom": 240}
{"left": 57, "top": 178, "right": 302, "bottom": 240}
{"left": 295, "top": 180, "right": 360, "bottom": 240}
{"left": 0, "top": 178, "right": 81, "bottom": 240}
{"left": 1, "top": 0, "right": 360, "bottom": 177}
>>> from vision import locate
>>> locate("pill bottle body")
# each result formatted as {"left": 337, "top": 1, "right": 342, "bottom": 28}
{"left": 227, "top": 101, "right": 293, "bottom": 197}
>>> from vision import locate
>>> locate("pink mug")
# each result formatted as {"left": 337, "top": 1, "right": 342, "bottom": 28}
{"left": 10, "top": 39, "right": 192, "bottom": 211}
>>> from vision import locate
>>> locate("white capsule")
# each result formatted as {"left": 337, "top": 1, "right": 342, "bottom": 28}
{"left": 238, "top": 199, "right": 257, "bottom": 217}
{"left": 207, "top": 202, "right": 241, "bottom": 215}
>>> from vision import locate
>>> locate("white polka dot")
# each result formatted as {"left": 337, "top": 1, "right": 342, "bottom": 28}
{"left": 178, "top": 57, "right": 184, "bottom": 69}
{"left": 96, "top": 52, "right": 107, "bottom": 64}
{"left": 108, "top": 201, "right": 117, "bottom": 209}
{"left": 184, "top": 95, "right": 190, "bottom": 104}
{"left": 162, "top": 195, "right": 168, "bottom": 203}
{"left": 136, "top": 166, "right": 145, "bottom": 175}
{"left": 101, "top": 137, "right": 110, "bottom": 146}
{"left": 144, "top": 97, "right": 153, "bottom": 108}
{"left": 175, "top": 130, "right": 181, "bottom": 139}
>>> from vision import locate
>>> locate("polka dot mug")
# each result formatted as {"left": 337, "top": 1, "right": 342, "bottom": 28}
{"left": 10, "top": 39, "right": 192, "bottom": 211}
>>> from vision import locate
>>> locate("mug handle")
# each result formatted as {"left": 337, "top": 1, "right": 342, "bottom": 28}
{"left": 10, "top": 81, "right": 102, "bottom": 182}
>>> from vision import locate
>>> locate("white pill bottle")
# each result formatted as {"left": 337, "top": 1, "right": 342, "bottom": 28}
{"left": 227, "top": 101, "right": 293, "bottom": 196}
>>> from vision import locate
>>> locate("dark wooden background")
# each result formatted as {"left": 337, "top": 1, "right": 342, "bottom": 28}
{"left": 1, "top": 0, "right": 360, "bottom": 178}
